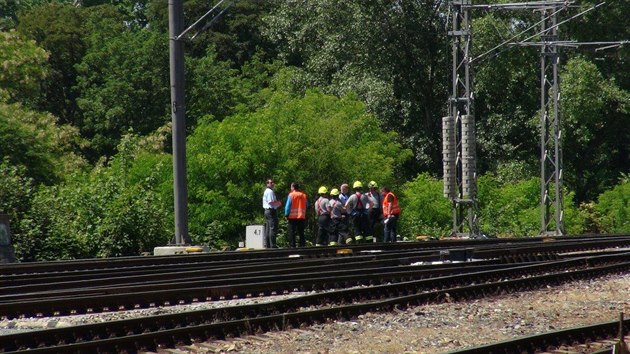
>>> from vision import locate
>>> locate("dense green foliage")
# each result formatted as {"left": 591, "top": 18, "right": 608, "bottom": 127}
{"left": 399, "top": 173, "right": 588, "bottom": 238}
{"left": 16, "top": 3, "right": 89, "bottom": 127}
{"left": 398, "top": 174, "right": 452, "bottom": 238}
{"left": 0, "top": 161, "right": 35, "bottom": 233}
{"left": 0, "top": 31, "right": 48, "bottom": 104}
{"left": 0, "top": 102, "right": 85, "bottom": 183}
{"left": 477, "top": 175, "right": 587, "bottom": 237}
{"left": 561, "top": 57, "right": 630, "bottom": 202}
{"left": 186, "top": 90, "right": 411, "bottom": 246}
{"left": 76, "top": 26, "right": 170, "bottom": 158}
{"left": 14, "top": 134, "right": 171, "bottom": 261}
{"left": 595, "top": 180, "right": 630, "bottom": 233}
{"left": 263, "top": 1, "right": 448, "bottom": 174}
{"left": 0, "top": 0, "right": 628, "bottom": 261}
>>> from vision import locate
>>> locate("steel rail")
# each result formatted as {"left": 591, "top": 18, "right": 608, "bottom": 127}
{"left": 3, "top": 233, "right": 628, "bottom": 275}
{"left": 9, "top": 240, "right": 624, "bottom": 301}
{"left": 1, "top": 252, "right": 627, "bottom": 320}
{"left": 5, "top": 235, "right": 629, "bottom": 286}
{"left": 0, "top": 244, "right": 502, "bottom": 286}
{"left": 448, "top": 318, "right": 630, "bottom": 353}
{"left": 0, "top": 258, "right": 507, "bottom": 301}
{"left": 0, "top": 251, "right": 429, "bottom": 291}
{"left": 473, "top": 238, "right": 630, "bottom": 260}
{"left": 0, "top": 260, "right": 530, "bottom": 318}
{"left": 2, "top": 257, "right": 629, "bottom": 353}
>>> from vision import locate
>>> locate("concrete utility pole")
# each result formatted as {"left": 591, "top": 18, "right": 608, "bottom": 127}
{"left": 166, "top": 0, "right": 234, "bottom": 246}
{"left": 168, "top": 0, "right": 191, "bottom": 245}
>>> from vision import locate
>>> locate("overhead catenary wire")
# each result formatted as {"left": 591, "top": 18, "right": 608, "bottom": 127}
{"left": 175, "top": 0, "right": 234, "bottom": 41}
{"left": 464, "top": 0, "right": 576, "bottom": 10}
{"left": 471, "top": 1, "right": 605, "bottom": 65}
{"left": 513, "top": 40, "right": 630, "bottom": 49}
{"left": 191, "top": 1, "right": 235, "bottom": 40}
{"left": 513, "top": 2, "right": 606, "bottom": 46}
{"left": 471, "top": 5, "right": 567, "bottom": 64}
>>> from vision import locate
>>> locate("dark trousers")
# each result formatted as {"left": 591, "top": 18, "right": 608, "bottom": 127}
{"left": 264, "top": 209, "right": 278, "bottom": 248}
{"left": 316, "top": 214, "right": 331, "bottom": 245}
{"left": 351, "top": 212, "right": 369, "bottom": 243}
{"left": 383, "top": 215, "right": 398, "bottom": 243}
{"left": 330, "top": 217, "right": 349, "bottom": 245}
{"left": 368, "top": 208, "right": 383, "bottom": 241}
{"left": 287, "top": 218, "right": 306, "bottom": 248}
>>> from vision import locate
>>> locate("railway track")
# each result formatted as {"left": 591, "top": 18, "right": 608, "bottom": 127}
{"left": 2, "top": 251, "right": 630, "bottom": 353}
{"left": 4, "top": 235, "right": 630, "bottom": 291}
{"left": 448, "top": 314, "right": 630, "bottom": 353}
{"left": 3, "top": 236, "right": 630, "bottom": 352}
{"left": 2, "top": 238, "right": 629, "bottom": 319}
{"left": 3, "top": 234, "right": 629, "bottom": 277}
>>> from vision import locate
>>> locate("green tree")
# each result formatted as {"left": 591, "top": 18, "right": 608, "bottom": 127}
{"left": 561, "top": 57, "right": 630, "bottom": 202}
{"left": 147, "top": 0, "right": 277, "bottom": 66}
{"left": 0, "top": 31, "right": 48, "bottom": 105}
{"left": 185, "top": 90, "right": 411, "bottom": 246}
{"left": 17, "top": 3, "right": 89, "bottom": 126}
{"left": 398, "top": 173, "right": 452, "bottom": 239}
{"left": 0, "top": 0, "right": 66, "bottom": 30}
{"left": 17, "top": 133, "right": 171, "bottom": 261}
{"left": 567, "top": 0, "right": 630, "bottom": 89}
{"left": 595, "top": 179, "right": 630, "bottom": 233}
{"left": 263, "top": 0, "right": 448, "bottom": 175}
{"left": 186, "top": 46, "right": 239, "bottom": 127}
{"left": 0, "top": 99, "right": 86, "bottom": 261}
{"left": 75, "top": 25, "right": 170, "bottom": 159}
{"left": 473, "top": 13, "right": 541, "bottom": 176}
{"left": 0, "top": 102, "right": 85, "bottom": 184}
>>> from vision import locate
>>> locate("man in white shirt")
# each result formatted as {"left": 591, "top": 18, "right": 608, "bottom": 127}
{"left": 262, "top": 179, "right": 281, "bottom": 248}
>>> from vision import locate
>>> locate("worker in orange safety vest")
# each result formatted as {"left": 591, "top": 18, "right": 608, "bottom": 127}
{"left": 285, "top": 182, "right": 308, "bottom": 247}
{"left": 381, "top": 186, "right": 401, "bottom": 243}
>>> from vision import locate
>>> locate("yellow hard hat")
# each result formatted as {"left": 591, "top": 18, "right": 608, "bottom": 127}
{"left": 330, "top": 188, "right": 340, "bottom": 196}
{"left": 318, "top": 186, "right": 328, "bottom": 194}
{"left": 352, "top": 181, "right": 363, "bottom": 189}
{"left": 368, "top": 181, "right": 378, "bottom": 188}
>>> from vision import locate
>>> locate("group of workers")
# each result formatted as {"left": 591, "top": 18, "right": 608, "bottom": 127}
{"left": 262, "top": 179, "right": 401, "bottom": 248}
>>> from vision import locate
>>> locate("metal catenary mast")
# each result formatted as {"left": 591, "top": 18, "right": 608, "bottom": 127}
{"left": 538, "top": 6, "right": 563, "bottom": 236}
{"left": 444, "top": 0, "right": 479, "bottom": 238}
{"left": 444, "top": 0, "right": 602, "bottom": 237}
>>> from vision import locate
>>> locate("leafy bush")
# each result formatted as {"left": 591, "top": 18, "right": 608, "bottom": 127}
{"left": 595, "top": 180, "right": 630, "bottom": 233}
{"left": 0, "top": 102, "right": 86, "bottom": 184}
{"left": 477, "top": 175, "right": 540, "bottom": 237}
{"left": 0, "top": 161, "right": 37, "bottom": 261}
{"left": 16, "top": 134, "right": 171, "bottom": 261}
{"left": 398, "top": 173, "right": 452, "bottom": 239}
{"left": 397, "top": 172, "right": 588, "bottom": 239}
{"left": 186, "top": 90, "right": 412, "bottom": 246}
{"left": 478, "top": 175, "right": 586, "bottom": 237}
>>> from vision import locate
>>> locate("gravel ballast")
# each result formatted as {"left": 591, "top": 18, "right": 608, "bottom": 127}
{"left": 2, "top": 273, "right": 629, "bottom": 353}
{"left": 236, "top": 272, "right": 630, "bottom": 353}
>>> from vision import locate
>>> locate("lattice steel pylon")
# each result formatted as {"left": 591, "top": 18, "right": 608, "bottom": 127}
{"left": 539, "top": 7, "right": 564, "bottom": 236}
{"left": 444, "top": 0, "right": 480, "bottom": 237}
